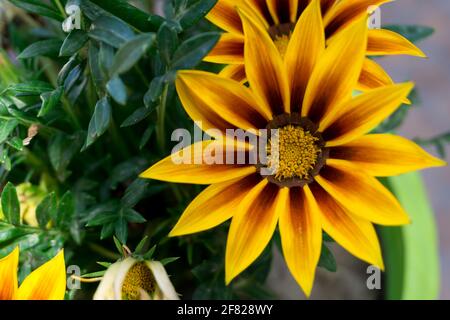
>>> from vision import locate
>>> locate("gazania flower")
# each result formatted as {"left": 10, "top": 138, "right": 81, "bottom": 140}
{"left": 93, "top": 257, "right": 179, "bottom": 300}
{"left": 141, "top": 1, "right": 445, "bottom": 296}
{"left": 205, "top": 0, "right": 425, "bottom": 94}
{"left": 0, "top": 247, "right": 66, "bottom": 300}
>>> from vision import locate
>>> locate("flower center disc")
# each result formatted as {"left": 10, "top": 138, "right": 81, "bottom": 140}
{"left": 122, "top": 262, "right": 156, "bottom": 300}
{"left": 268, "top": 23, "right": 295, "bottom": 59}
{"left": 262, "top": 113, "right": 328, "bottom": 188}
{"left": 268, "top": 125, "right": 321, "bottom": 180}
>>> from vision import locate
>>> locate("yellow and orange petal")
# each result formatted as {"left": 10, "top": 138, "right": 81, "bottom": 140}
{"left": 16, "top": 250, "right": 66, "bottom": 300}
{"left": 0, "top": 247, "right": 19, "bottom": 300}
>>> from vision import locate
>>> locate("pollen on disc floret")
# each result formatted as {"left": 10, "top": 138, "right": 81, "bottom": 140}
{"left": 268, "top": 125, "right": 322, "bottom": 181}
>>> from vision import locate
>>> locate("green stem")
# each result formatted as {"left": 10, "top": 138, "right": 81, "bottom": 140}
{"left": 135, "top": 66, "right": 149, "bottom": 87}
{"left": 61, "top": 95, "right": 82, "bottom": 130}
{"left": 156, "top": 84, "right": 169, "bottom": 153}
{"left": 88, "top": 243, "right": 121, "bottom": 260}
{"left": 108, "top": 117, "right": 131, "bottom": 159}
{"left": 53, "top": 0, "right": 67, "bottom": 18}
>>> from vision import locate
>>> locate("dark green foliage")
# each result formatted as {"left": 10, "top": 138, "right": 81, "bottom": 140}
{"left": 2, "top": 0, "right": 442, "bottom": 301}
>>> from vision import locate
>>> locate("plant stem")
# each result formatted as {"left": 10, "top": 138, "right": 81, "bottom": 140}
{"left": 88, "top": 243, "right": 121, "bottom": 260}
{"left": 53, "top": 0, "right": 67, "bottom": 18}
{"left": 108, "top": 117, "right": 131, "bottom": 159}
{"left": 61, "top": 95, "right": 82, "bottom": 130}
{"left": 156, "top": 84, "right": 169, "bottom": 153}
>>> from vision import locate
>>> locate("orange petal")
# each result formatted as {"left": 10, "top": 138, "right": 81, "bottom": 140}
{"left": 245, "top": 0, "right": 274, "bottom": 27}
{"left": 324, "top": 0, "right": 391, "bottom": 37}
{"left": 302, "top": 17, "right": 367, "bottom": 123}
{"left": 17, "top": 250, "right": 66, "bottom": 300}
{"left": 267, "top": 0, "right": 299, "bottom": 24}
{"left": 328, "top": 134, "right": 447, "bottom": 176}
{"left": 204, "top": 33, "right": 244, "bottom": 64}
{"left": 321, "top": 82, "right": 414, "bottom": 146}
{"left": 206, "top": 0, "right": 243, "bottom": 34}
{"left": 357, "top": 58, "right": 393, "bottom": 91}
{"left": 226, "top": 181, "right": 287, "bottom": 284}
{"left": 310, "top": 183, "right": 384, "bottom": 269}
{"left": 140, "top": 141, "right": 257, "bottom": 185}
{"left": 367, "top": 29, "right": 426, "bottom": 57}
{"left": 316, "top": 161, "right": 410, "bottom": 226}
{"left": 239, "top": 8, "right": 290, "bottom": 116}
{"left": 176, "top": 70, "right": 271, "bottom": 131}
{"left": 169, "top": 174, "right": 261, "bottom": 236}
{"left": 320, "top": 0, "right": 338, "bottom": 15}
{"left": 0, "top": 247, "right": 19, "bottom": 300}
{"left": 219, "top": 64, "right": 247, "bottom": 83}
{"left": 285, "top": 0, "right": 325, "bottom": 113}
{"left": 279, "top": 186, "right": 322, "bottom": 297}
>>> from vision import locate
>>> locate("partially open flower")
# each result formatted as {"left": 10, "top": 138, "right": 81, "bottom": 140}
{"left": 93, "top": 257, "right": 179, "bottom": 300}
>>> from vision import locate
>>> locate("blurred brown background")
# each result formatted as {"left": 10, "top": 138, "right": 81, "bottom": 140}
{"left": 381, "top": 0, "right": 450, "bottom": 299}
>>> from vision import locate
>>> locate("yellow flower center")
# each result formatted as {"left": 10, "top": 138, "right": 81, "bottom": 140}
{"left": 268, "top": 23, "right": 295, "bottom": 59}
{"left": 122, "top": 262, "right": 156, "bottom": 300}
{"left": 267, "top": 125, "right": 321, "bottom": 181}
{"left": 274, "top": 34, "right": 290, "bottom": 59}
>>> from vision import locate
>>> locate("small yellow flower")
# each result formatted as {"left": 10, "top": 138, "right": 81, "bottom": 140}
{"left": 141, "top": 1, "right": 445, "bottom": 297}
{"left": 205, "top": 0, "right": 425, "bottom": 94}
{"left": 93, "top": 257, "right": 179, "bottom": 300}
{"left": 0, "top": 247, "right": 66, "bottom": 300}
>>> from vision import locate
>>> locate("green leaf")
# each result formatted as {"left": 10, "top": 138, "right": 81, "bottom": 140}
{"left": 120, "top": 107, "right": 152, "bottom": 128}
{"left": 97, "top": 261, "right": 112, "bottom": 268}
{"left": 106, "top": 76, "right": 127, "bottom": 105}
{"left": 100, "top": 222, "right": 115, "bottom": 239}
{"left": 1, "top": 182, "right": 20, "bottom": 225}
{"left": 139, "top": 124, "right": 155, "bottom": 150}
{"left": 87, "top": 0, "right": 164, "bottom": 32}
{"left": 160, "top": 257, "right": 179, "bottom": 266}
{"left": 7, "top": 81, "right": 54, "bottom": 96}
{"left": 384, "top": 25, "right": 434, "bottom": 43}
{"left": 0, "top": 119, "right": 19, "bottom": 144}
{"left": 318, "top": 244, "right": 337, "bottom": 272}
{"left": 60, "top": 30, "right": 89, "bottom": 57}
{"left": 36, "top": 192, "right": 57, "bottom": 228}
{"left": 123, "top": 208, "right": 146, "bottom": 223}
{"left": 48, "top": 132, "right": 84, "bottom": 181}
{"left": 6, "top": 137, "right": 23, "bottom": 151}
{"left": 58, "top": 55, "right": 78, "bottom": 86}
{"left": 84, "top": 97, "right": 112, "bottom": 149}
{"left": 63, "top": 64, "right": 83, "bottom": 92}
{"left": 115, "top": 218, "right": 128, "bottom": 244}
{"left": 110, "top": 33, "right": 155, "bottom": 76}
{"left": 86, "top": 212, "right": 117, "bottom": 227}
{"left": 89, "top": 15, "right": 135, "bottom": 48}
{"left": 82, "top": 270, "right": 106, "bottom": 278}
{"left": 8, "top": 0, "right": 63, "bottom": 21}
{"left": 17, "top": 39, "right": 63, "bottom": 59}
{"left": 88, "top": 44, "right": 105, "bottom": 95}
{"left": 113, "top": 235, "right": 123, "bottom": 253}
{"left": 171, "top": 32, "right": 220, "bottom": 70}
{"left": 142, "top": 244, "right": 156, "bottom": 260}
{"left": 121, "top": 179, "right": 149, "bottom": 208}
{"left": 39, "top": 87, "right": 63, "bottom": 117}
{"left": 380, "top": 173, "right": 440, "bottom": 299}
{"left": 144, "top": 76, "right": 165, "bottom": 107}
{"left": 178, "top": 0, "right": 217, "bottom": 30}
{"left": 157, "top": 23, "right": 178, "bottom": 65}
{"left": 134, "top": 236, "right": 148, "bottom": 254}
{"left": 57, "top": 191, "right": 75, "bottom": 228}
